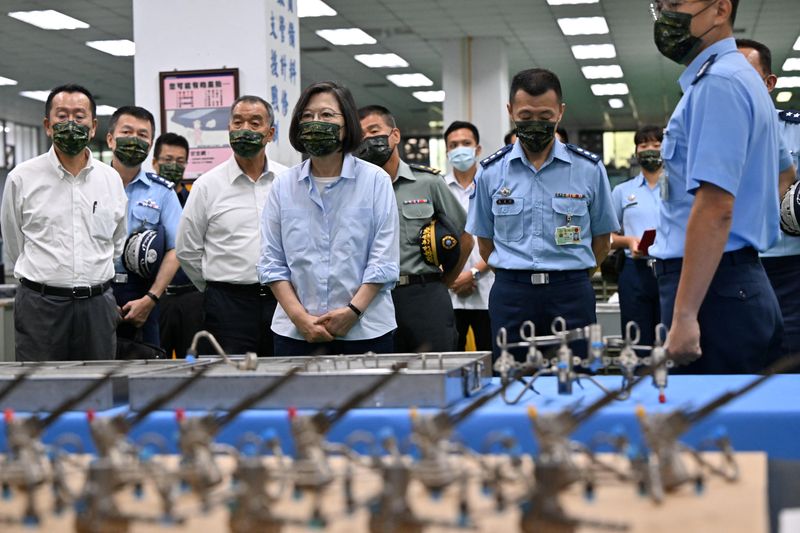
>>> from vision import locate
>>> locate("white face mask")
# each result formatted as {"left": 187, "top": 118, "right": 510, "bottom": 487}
{"left": 447, "top": 146, "right": 477, "bottom": 172}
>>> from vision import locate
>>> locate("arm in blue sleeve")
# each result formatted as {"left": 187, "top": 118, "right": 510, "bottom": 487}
{"left": 362, "top": 170, "right": 400, "bottom": 286}
{"left": 465, "top": 167, "right": 494, "bottom": 239}
{"left": 589, "top": 163, "right": 620, "bottom": 235}
{"left": 258, "top": 179, "right": 291, "bottom": 284}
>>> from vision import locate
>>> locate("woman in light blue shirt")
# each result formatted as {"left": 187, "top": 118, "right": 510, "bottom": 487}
{"left": 258, "top": 81, "right": 400, "bottom": 355}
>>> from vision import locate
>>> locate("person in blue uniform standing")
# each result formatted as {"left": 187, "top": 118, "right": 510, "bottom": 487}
{"left": 736, "top": 38, "right": 800, "bottom": 356}
{"left": 107, "top": 106, "right": 182, "bottom": 350}
{"left": 610, "top": 125, "right": 663, "bottom": 345}
{"left": 648, "top": 0, "right": 784, "bottom": 373}
{"left": 467, "top": 68, "right": 618, "bottom": 361}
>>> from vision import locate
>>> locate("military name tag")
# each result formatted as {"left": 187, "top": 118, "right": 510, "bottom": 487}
{"left": 555, "top": 225, "right": 581, "bottom": 246}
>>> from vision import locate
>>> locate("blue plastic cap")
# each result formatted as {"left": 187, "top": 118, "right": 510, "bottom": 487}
{"left": 185, "top": 355, "right": 196, "bottom": 364}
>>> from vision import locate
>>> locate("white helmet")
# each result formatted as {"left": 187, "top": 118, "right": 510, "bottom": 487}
{"left": 780, "top": 181, "right": 800, "bottom": 236}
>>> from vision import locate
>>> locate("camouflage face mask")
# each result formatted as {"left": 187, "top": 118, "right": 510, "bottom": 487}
{"left": 298, "top": 121, "right": 342, "bottom": 157}
{"left": 653, "top": 2, "right": 717, "bottom": 65}
{"left": 51, "top": 121, "right": 91, "bottom": 156}
{"left": 114, "top": 136, "right": 151, "bottom": 167}
{"left": 229, "top": 129, "right": 265, "bottom": 158}
{"left": 354, "top": 134, "right": 392, "bottom": 166}
{"left": 515, "top": 120, "right": 557, "bottom": 154}
{"left": 158, "top": 162, "right": 185, "bottom": 183}
{"left": 637, "top": 149, "right": 663, "bottom": 172}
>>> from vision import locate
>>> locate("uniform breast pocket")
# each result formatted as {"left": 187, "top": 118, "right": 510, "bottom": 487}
{"left": 491, "top": 197, "right": 524, "bottom": 242}
{"left": 401, "top": 202, "right": 434, "bottom": 244}
{"left": 660, "top": 130, "right": 677, "bottom": 163}
{"left": 89, "top": 207, "right": 116, "bottom": 241}
{"left": 551, "top": 197, "right": 588, "bottom": 234}
{"left": 131, "top": 204, "right": 160, "bottom": 231}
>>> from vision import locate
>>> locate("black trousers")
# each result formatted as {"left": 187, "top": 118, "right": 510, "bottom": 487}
{"left": 159, "top": 289, "right": 204, "bottom": 358}
{"left": 617, "top": 257, "right": 661, "bottom": 346}
{"left": 113, "top": 278, "right": 160, "bottom": 346}
{"left": 454, "top": 309, "right": 493, "bottom": 351}
{"left": 392, "top": 281, "right": 457, "bottom": 352}
{"left": 273, "top": 331, "right": 395, "bottom": 356}
{"left": 203, "top": 283, "right": 277, "bottom": 357}
{"left": 762, "top": 255, "right": 800, "bottom": 355}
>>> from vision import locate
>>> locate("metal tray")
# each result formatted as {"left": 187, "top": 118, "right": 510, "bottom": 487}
{"left": 128, "top": 352, "right": 492, "bottom": 410}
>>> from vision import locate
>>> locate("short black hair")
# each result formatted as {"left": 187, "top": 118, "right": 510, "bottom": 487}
{"left": 108, "top": 105, "right": 156, "bottom": 137}
{"left": 736, "top": 37, "right": 772, "bottom": 75}
{"left": 503, "top": 129, "right": 517, "bottom": 146}
{"left": 443, "top": 121, "right": 480, "bottom": 145}
{"left": 357, "top": 104, "right": 397, "bottom": 129}
{"left": 231, "top": 95, "right": 275, "bottom": 127}
{"left": 556, "top": 126, "right": 569, "bottom": 144}
{"left": 509, "top": 68, "right": 562, "bottom": 104}
{"left": 153, "top": 132, "right": 190, "bottom": 160}
{"left": 289, "top": 81, "right": 363, "bottom": 154}
{"left": 45, "top": 83, "right": 96, "bottom": 119}
{"left": 634, "top": 125, "right": 664, "bottom": 146}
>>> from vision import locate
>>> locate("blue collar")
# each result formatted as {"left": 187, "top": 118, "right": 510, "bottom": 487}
{"left": 679, "top": 37, "right": 736, "bottom": 92}
{"left": 509, "top": 139, "right": 571, "bottom": 170}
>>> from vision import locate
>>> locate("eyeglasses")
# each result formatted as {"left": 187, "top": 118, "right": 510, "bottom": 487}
{"left": 299, "top": 109, "right": 343, "bottom": 123}
{"left": 649, "top": 0, "right": 709, "bottom": 20}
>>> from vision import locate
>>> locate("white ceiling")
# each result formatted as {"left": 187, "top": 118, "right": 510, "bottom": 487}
{"left": 0, "top": 0, "right": 798, "bottom": 136}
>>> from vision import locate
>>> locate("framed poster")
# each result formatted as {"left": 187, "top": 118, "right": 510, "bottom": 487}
{"left": 159, "top": 68, "right": 239, "bottom": 181}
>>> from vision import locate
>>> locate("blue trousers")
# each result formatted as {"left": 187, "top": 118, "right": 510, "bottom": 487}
{"left": 618, "top": 257, "right": 661, "bottom": 346}
{"left": 489, "top": 269, "right": 596, "bottom": 362}
{"left": 762, "top": 255, "right": 800, "bottom": 355}
{"left": 656, "top": 248, "right": 783, "bottom": 374}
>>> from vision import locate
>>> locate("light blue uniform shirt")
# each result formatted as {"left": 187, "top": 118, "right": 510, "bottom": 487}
{"left": 762, "top": 110, "right": 800, "bottom": 258}
{"left": 611, "top": 174, "right": 661, "bottom": 257}
{"left": 466, "top": 139, "right": 618, "bottom": 271}
{"left": 650, "top": 37, "right": 782, "bottom": 260}
{"left": 259, "top": 153, "right": 400, "bottom": 341}
{"left": 115, "top": 166, "right": 183, "bottom": 273}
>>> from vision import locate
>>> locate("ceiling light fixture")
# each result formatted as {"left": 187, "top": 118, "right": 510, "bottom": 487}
{"left": 297, "top": 0, "right": 337, "bottom": 17}
{"left": 547, "top": 0, "right": 599, "bottom": 4}
{"left": 387, "top": 73, "right": 434, "bottom": 87}
{"left": 571, "top": 44, "right": 617, "bottom": 60}
{"left": 590, "top": 83, "right": 629, "bottom": 96}
{"left": 413, "top": 90, "right": 445, "bottom": 103}
{"left": 608, "top": 98, "right": 625, "bottom": 109}
{"left": 354, "top": 53, "right": 409, "bottom": 68}
{"left": 0, "top": 76, "right": 18, "bottom": 86}
{"left": 782, "top": 58, "right": 800, "bottom": 71}
{"left": 96, "top": 105, "right": 118, "bottom": 116}
{"left": 776, "top": 77, "right": 800, "bottom": 89}
{"left": 794, "top": 36, "right": 800, "bottom": 51}
{"left": 557, "top": 17, "right": 609, "bottom": 36}
{"left": 316, "top": 28, "right": 376, "bottom": 46}
{"left": 19, "top": 90, "right": 51, "bottom": 102}
{"left": 581, "top": 65, "right": 624, "bottom": 79}
{"left": 8, "top": 10, "right": 89, "bottom": 30}
{"left": 776, "top": 91, "right": 792, "bottom": 103}
{"left": 86, "top": 39, "right": 135, "bottom": 57}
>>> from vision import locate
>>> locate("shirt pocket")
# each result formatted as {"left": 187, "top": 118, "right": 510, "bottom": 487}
{"left": 491, "top": 197, "right": 524, "bottom": 242}
{"left": 280, "top": 208, "right": 311, "bottom": 256}
{"left": 89, "top": 206, "right": 116, "bottom": 241}
{"left": 551, "top": 197, "right": 588, "bottom": 232}
{"left": 131, "top": 204, "right": 160, "bottom": 231}
{"left": 660, "top": 130, "right": 676, "bottom": 162}
{"left": 401, "top": 202, "right": 434, "bottom": 244}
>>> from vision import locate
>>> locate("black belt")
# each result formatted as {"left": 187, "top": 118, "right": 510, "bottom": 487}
{"left": 21, "top": 278, "right": 112, "bottom": 299}
{"left": 494, "top": 268, "right": 589, "bottom": 285}
{"left": 396, "top": 272, "right": 442, "bottom": 287}
{"left": 165, "top": 284, "right": 198, "bottom": 296}
{"left": 207, "top": 281, "right": 274, "bottom": 298}
{"left": 651, "top": 247, "right": 759, "bottom": 277}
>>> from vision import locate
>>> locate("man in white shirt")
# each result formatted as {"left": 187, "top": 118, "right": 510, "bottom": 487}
{"left": 0, "top": 84, "right": 127, "bottom": 361}
{"left": 176, "top": 95, "right": 287, "bottom": 356}
{"left": 442, "top": 121, "right": 494, "bottom": 351}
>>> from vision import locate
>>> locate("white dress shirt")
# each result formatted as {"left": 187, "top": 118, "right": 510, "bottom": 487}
{"left": 444, "top": 172, "right": 494, "bottom": 311}
{"left": 1, "top": 146, "right": 127, "bottom": 287}
{"left": 177, "top": 154, "right": 288, "bottom": 290}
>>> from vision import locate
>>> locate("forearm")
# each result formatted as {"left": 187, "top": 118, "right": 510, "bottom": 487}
{"left": 349, "top": 283, "right": 383, "bottom": 313}
{"left": 149, "top": 250, "right": 179, "bottom": 297}
{"left": 673, "top": 185, "right": 733, "bottom": 320}
{"left": 779, "top": 164, "right": 797, "bottom": 197}
{"left": 591, "top": 234, "right": 611, "bottom": 266}
{"left": 610, "top": 233, "right": 634, "bottom": 250}
{"left": 269, "top": 280, "right": 306, "bottom": 322}
{"left": 477, "top": 237, "right": 494, "bottom": 265}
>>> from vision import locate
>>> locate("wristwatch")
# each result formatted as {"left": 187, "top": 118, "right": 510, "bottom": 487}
{"left": 470, "top": 267, "right": 481, "bottom": 281}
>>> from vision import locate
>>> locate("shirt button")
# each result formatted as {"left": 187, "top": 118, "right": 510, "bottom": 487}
{"left": 738, "top": 289, "right": 747, "bottom": 300}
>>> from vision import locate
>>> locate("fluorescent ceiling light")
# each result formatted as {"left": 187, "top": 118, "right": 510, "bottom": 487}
{"left": 776, "top": 91, "right": 793, "bottom": 103}
{"left": 96, "top": 105, "right": 118, "bottom": 116}
{"left": 571, "top": 44, "right": 617, "bottom": 60}
{"left": 316, "top": 28, "right": 376, "bottom": 46}
{"left": 86, "top": 39, "right": 135, "bottom": 56}
{"left": 557, "top": 17, "right": 609, "bottom": 36}
{"left": 413, "top": 91, "right": 445, "bottom": 103}
{"left": 590, "top": 83, "right": 629, "bottom": 96}
{"left": 0, "top": 76, "right": 18, "bottom": 86}
{"left": 581, "top": 65, "right": 623, "bottom": 79}
{"left": 387, "top": 73, "right": 434, "bottom": 87}
{"left": 547, "top": 0, "right": 599, "bottom": 4}
{"left": 297, "top": 0, "right": 337, "bottom": 17}
{"left": 608, "top": 98, "right": 625, "bottom": 109}
{"left": 8, "top": 10, "right": 89, "bottom": 30}
{"left": 794, "top": 37, "right": 800, "bottom": 51}
{"left": 782, "top": 58, "right": 800, "bottom": 71}
{"left": 354, "top": 53, "right": 409, "bottom": 68}
{"left": 19, "top": 90, "right": 50, "bottom": 102}
{"left": 776, "top": 77, "right": 800, "bottom": 89}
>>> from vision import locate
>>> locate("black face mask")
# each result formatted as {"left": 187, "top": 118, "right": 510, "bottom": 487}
{"left": 354, "top": 135, "right": 393, "bottom": 166}
{"left": 637, "top": 149, "right": 663, "bottom": 172}
{"left": 515, "top": 120, "right": 557, "bottom": 154}
{"left": 653, "top": 0, "right": 718, "bottom": 65}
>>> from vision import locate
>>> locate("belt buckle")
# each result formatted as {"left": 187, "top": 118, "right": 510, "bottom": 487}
{"left": 72, "top": 286, "right": 92, "bottom": 299}
{"left": 531, "top": 273, "right": 549, "bottom": 285}
{"left": 114, "top": 273, "right": 129, "bottom": 284}
{"left": 398, "top": 275, "right": 410, "bottom": 286}
{"left": 259, "top": 285, "right": 271, "bottom": 297}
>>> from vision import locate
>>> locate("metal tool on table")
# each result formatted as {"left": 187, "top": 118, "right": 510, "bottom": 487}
{"left": 186, "top": 330, "right": 258, "bottom": 371}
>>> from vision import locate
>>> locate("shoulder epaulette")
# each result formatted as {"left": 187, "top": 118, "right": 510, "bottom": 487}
{"left": 691, "top": 53, "right": 717, "bottom": 86}
{"left": 480, "top": 144, "right": 513, "bottom": 168}
{"left": 146, "top": 172, "right": 175, "bottom": 189}
{"left": 779, "top": 110, "right": 800, "bottom": 124}
{"left": 565, "top": 143, "right": 601, "bottom": 164}
{"left": 409, "top": 163, "right": 441, "bottom": 175}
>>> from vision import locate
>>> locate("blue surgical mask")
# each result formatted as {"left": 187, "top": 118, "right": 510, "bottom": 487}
{"left": 448, "top": 146, "right": 477, "bottom": 172}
